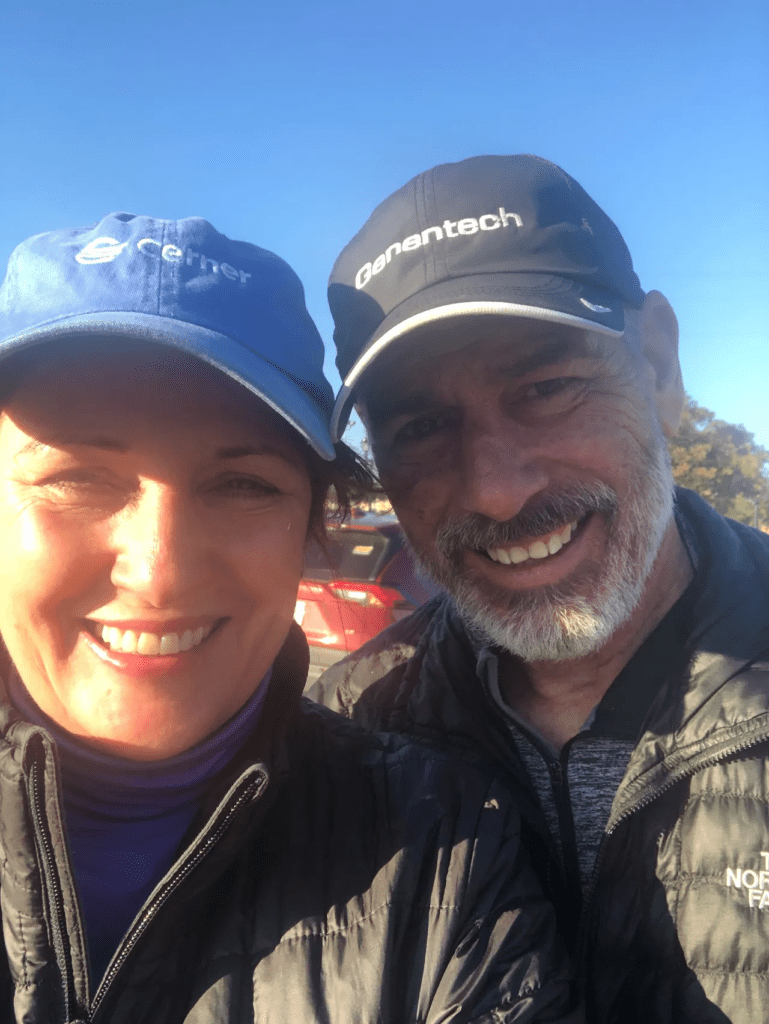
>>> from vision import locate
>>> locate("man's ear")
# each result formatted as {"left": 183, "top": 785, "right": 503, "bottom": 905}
{"left": 638, "top": 290, "right": 684, "bottom": 436}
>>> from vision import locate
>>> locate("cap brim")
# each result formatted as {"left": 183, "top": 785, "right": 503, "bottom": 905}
{"left": 331, "top": 272, "right": 628, "bottom": 440}
{"left": 0, "top": 311, "right": 335, "bottom": 460}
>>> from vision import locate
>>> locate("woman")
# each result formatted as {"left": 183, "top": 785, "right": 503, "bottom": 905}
{"left": 0, "top": 212, "right": 580, "bottom": 1023}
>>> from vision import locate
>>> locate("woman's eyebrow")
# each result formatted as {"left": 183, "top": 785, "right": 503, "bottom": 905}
{"left": 215, "top": 444, "right": 291, "bottom": 460}
{"left": 17, "top": 436, "right": 127, "bottom": 457}
{"left": 15, "top": 440, "right": 297, "bottom": 464}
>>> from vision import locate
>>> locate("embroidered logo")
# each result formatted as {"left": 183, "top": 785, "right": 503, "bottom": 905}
{"left": 725, "top": 851, "right": 769, "bottom": 908}
{"left": 354, "top": 207, "right": 524, "bottom": 290}
{"left": 75, "top": 237, "right": 129, "bottom": 264}
{"left": 74, "top": 237, "right": 252, "bottom": 283}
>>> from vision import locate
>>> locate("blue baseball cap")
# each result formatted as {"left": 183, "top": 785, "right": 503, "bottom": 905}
{"left": 0, "top": 212, "right": 335, "bottom": 459}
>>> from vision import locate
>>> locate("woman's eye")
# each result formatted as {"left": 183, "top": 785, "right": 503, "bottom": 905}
{"left": 41, "top": 472, "right": 117, "bottom": 494}
{"left": 213, "top": 476, "right": 280, "bottom": 498}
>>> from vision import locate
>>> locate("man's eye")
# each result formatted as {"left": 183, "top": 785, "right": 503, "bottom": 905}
{"left": 523, "top": 377, "right": 576, "bottom": 399}
{"left": 392, "top": 414, "right": 451, "bottom": 446}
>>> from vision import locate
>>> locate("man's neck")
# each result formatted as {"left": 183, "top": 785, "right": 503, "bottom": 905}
{"left": 497, "top": 519, "right": 694, "bottom": 751}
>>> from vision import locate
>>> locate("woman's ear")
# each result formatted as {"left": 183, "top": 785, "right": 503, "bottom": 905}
{"left": 638, "top": 290, "right": 684, "bottom": 436}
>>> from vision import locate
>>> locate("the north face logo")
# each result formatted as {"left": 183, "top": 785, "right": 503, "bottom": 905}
{"left": 726, "top": 851, "right": 769, "bottom": 908}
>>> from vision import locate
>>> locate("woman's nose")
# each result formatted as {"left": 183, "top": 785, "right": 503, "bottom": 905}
{"left": 109, "top": 483, "right": 208, "bottom": 605}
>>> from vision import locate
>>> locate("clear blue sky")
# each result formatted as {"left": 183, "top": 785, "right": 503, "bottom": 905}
{"left": 3, "top": 0, "right": 768, "bottom": 448}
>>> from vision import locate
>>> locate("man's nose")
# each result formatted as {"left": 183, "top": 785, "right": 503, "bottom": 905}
{"left": 458, "top": 418, "right": 550, "bottom": 522}
{"left": 109, "top": 483, "right": 209, "bottom": 605}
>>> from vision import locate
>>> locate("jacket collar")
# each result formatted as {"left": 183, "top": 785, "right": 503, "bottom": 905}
{"left": 616, "top": 489, "right": 769, "bottom": 794}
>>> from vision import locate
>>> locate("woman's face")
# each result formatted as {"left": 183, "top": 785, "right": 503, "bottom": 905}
{"left": 0, "top": 341, "right": 313, "bottom": 759}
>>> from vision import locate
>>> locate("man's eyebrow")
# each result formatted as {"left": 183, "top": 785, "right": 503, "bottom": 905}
{"left": 497, "top": 338, "right": 582, "bottom": 377}
{"left": 366, "top": 338, "right": 591, "bottom": 426}
{"left": 365, "top": 392, "right": 434, "bottom": 428}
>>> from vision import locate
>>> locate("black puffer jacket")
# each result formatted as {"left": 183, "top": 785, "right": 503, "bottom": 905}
{"left": 310, "top": 490, "right": 769, "bottom": 1023}
{"left": 0, "top": 624, "right": 581, "bottom": 1024}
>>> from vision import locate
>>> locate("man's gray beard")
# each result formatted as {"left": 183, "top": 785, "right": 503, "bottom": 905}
{"left": 406, "top": 430, "right": 675, "bottom": 663}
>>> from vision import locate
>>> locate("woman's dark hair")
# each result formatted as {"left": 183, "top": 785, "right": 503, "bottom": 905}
{"left": 305, "top": 440, "right": 378, "bottom": 542}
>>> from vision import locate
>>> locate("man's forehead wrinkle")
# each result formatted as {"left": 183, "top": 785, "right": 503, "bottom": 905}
{"left": 495, "top": 338, "right": 576, "bottom": 378}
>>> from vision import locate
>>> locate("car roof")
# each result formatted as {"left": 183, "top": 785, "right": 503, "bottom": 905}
{"left": 333, "top": 513, "right": 401, "bottom": 533}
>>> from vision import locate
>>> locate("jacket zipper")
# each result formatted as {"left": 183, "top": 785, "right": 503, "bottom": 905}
{"left": 547, "top": 755, "right": 583, "bottom": 942}
{"left": 28, "top": 755, "right": 81, "bottom": 1023}
{"left": 576, "top": 726, "right": 769, "bottom": 981}
{"left": 88, "top": 770, "right": 267, "bottom": 1021}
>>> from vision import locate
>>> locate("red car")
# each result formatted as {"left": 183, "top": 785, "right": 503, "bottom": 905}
{"left": 296, "top": 514, "right": 441, "bottom": 687}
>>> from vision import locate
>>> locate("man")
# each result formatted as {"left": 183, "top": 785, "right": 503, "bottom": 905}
{"left": 310, "top": 155, "right": 769, "bottom": 1023}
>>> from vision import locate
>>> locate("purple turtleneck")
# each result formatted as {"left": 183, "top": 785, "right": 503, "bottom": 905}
{"left": 9, "top": 670, "right": 270, "bottom": 987}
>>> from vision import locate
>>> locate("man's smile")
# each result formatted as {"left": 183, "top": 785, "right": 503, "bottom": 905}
{"left": 462, "top": 511, "right": 603, "bottom": 591}
{"left": 485, "top": 519, "right": 579, "bottom": 565}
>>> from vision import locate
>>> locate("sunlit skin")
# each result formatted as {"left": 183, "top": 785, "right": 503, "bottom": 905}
{"left": 361, "top": 296, "right": 692, "bottom": 746}
{"left": 0, "top": 341, "right": 313, "bottom": 760}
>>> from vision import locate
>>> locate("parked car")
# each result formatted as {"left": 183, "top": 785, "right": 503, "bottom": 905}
{"left": 296, "top": 514, "right": 441, "bottom": 687}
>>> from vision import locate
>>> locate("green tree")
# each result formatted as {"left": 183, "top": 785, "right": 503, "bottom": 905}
{"left": 668, "top": 396, "right": 769, "bottom": 527}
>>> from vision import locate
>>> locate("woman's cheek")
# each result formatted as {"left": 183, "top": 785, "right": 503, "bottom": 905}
{"left": 253, "top": 521, "right": 307, "bottom": 583}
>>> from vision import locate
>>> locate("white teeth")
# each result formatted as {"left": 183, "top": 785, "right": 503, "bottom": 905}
{"left": 159, "top": 633, "right": 180, "bottom": 656}
{"left": 94, "top": 622, "right": 215, "bottom": 656}
{"left": 486, "top": 518, "right": 581, "bottom": 566}
{"left": 120, "top": 630, "right": 139, "bottom": 653}
{"left": 136, "top": 632, "right": 161, "bottom": 656}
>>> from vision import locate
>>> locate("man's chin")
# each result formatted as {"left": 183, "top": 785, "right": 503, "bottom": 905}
{"left": 426, "top": 561, "right": 640, "bottom": 663}
{"left": 455, "top": 594, "right": 617, "bottom": 662}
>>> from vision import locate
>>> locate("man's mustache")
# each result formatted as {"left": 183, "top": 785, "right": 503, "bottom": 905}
{"left": 435, "top": 482, "right": 619, "bottom": 562}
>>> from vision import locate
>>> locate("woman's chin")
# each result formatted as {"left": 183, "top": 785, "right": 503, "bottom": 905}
{"left": 54, "top": 649, "right": 240, "bottom": 760}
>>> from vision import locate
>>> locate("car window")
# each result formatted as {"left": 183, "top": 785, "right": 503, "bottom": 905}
{"left": 379, "top": 546, "right": 443, "bottom": 606}
{"left": 304, "top": 529, "right": 391, "bottom": 581}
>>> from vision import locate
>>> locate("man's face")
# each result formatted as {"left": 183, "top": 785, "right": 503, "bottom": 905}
{"left": 361, "top": 317, "right": 675, "bottom": 662}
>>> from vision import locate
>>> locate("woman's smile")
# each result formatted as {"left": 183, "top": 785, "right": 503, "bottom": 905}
{"left": 77, "top": 615, "right": 230, "bottom": 681}
{"left": 84, "top": 616, "right": 226, "bottom": 656}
